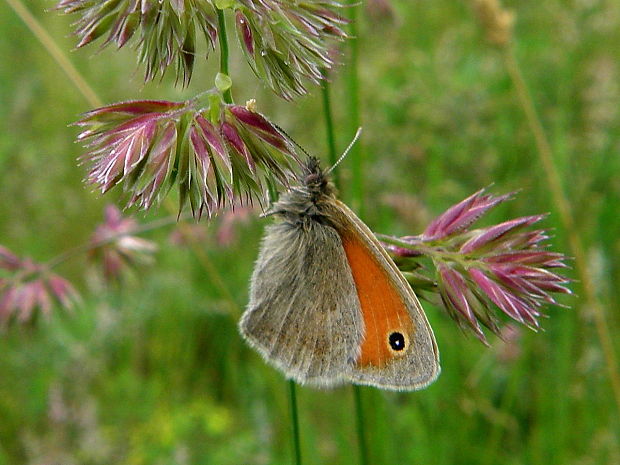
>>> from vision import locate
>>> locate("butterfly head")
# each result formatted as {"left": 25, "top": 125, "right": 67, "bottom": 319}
{"left": 300, "top": 157, "right": 334, "bottom": 198}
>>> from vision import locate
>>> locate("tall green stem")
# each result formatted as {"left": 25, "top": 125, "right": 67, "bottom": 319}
{"left": 216, "top": 8, "right": 233, "bottom": 104}
{"left": 321, "top": 69, "right": 341, "bottom": 187}
{"left": 353, "top": 385, "right": 369, "bottom": 465}
{"left": 288, "top": 380, "right": 302, "bottom": 465}
{"left": 346, "top": 0, "right": 364, "bottom": 215}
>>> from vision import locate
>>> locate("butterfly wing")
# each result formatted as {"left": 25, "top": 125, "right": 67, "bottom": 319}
{"left": 330, "top": 200, "right": 440, "bottom": 391}
{"left": 240, "top": 218, "right": 364, "bottom": 386}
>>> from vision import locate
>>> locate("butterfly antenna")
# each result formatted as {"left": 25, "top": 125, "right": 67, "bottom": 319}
{"left": 272, "top": 122, "right": 313, "bottom": 160}
{"left": 326, "top": 127, "right": 362, "bottom": 174}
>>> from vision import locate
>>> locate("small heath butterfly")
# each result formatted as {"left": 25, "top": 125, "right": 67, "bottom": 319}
{"left": 240, "top": 158, "right": 440, "bottom": 390}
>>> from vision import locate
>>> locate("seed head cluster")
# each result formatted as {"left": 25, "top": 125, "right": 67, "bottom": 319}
{"left": 385, "top": 189, "right": 571, "bottom": 342}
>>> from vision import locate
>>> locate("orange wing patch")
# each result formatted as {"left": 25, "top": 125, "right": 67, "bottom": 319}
{"left": 341, "top": 233, "right": 415, "bottom": 368}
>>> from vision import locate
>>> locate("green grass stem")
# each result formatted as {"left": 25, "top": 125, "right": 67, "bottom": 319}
{"left": 320, "top": 69, "right": 341, "bottom": 188}
{"left": 353, "top": 385, "right": 370, "bottom": 465}
{"left": 345, "top": 0, "right": 364, "bottom": 215}
{"left": 217, "top": 8, "right": 233, "bottom": 104}
{"left": 288, "top": 380, "right": 303, "bottom": 465}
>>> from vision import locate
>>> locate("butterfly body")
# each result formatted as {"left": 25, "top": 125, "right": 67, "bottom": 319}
{"left": 240, "top": 158, "right": 440, "bottom": 390}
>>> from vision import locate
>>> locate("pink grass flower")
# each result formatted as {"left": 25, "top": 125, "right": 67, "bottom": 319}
{"left": 76, "top": 98, "right": 301, "bottom": 218}
{"left": 422, "top": 189, "right": 513, "bottom": 241}
{"left": 58, "top": 0, "right": 345, "bottom": 93}
{"left": 89, "top": 205, "right": 157, "bottom": 282}
{"left": 0, "top": 247, "right": 79, "bottom": 326}
{"left": 384, "top": 189, "right": 571, "bottom": 343}
{"left": 234, "top": 0, "right": 348, "bottom": 99}
{"left": 57, "top": 0, "right": 218, "bottom": 86}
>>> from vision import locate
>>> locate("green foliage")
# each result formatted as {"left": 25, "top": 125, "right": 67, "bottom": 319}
{"left": 0, "top": 0, "right": 618, "bottom": 464}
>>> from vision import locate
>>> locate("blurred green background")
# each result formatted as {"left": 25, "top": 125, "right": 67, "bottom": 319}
{"left": 0, "top": 0, "right": 619, "bottom": 464}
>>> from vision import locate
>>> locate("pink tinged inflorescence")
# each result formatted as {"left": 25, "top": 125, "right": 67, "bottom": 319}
{"left": 0, "top": 246, "right": 79, "bottom": 326}
{"left": 58, "top": 0, "right": 347, "bottom": 93}
{"left": 76, "top": 99, "right": 301, "bottom": 219}
{"left": 422, "top": 188, "right": 513, "bottom": 241}
{"left": 234, "top": 0, "right": 348, "bottom": 99}
{"left": 386, "top": 189, "right": 571, "bottom": 343}
{"left": 57, "top": 0, "right": 218, "bottom": 86}
{"left": 89, "top": 205, "right": 157, "bottom": 282}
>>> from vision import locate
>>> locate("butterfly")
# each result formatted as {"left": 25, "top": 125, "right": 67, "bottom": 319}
{"left": 240, "top": 157, "right": 440, "bottom": 390}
